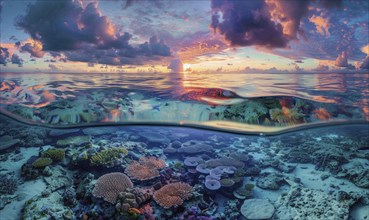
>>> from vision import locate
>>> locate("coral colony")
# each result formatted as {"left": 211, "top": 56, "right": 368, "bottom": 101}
{"left": 0, "top": 0, "right": 369, "bottom": 220}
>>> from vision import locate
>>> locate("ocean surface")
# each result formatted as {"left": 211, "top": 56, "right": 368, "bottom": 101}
{"left": 0, "top": 72, "right": 368, "bottom": 220}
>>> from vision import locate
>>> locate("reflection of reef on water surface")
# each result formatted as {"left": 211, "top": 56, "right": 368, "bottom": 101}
{"left": 1, "top": 87, "right": 366, "bottom": 129}
{"left": 0, "top": 114, "right": 368, "bottom": 219}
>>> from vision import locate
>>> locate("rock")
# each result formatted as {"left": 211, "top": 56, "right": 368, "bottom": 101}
{"left": 43, "top": 166, "right": 73, "bottom": 191}
{"left": 256, "top": 172, "right": 285, "bottom": 190}
{"left": 351, "top": 205, "right": 369, "bottom": 220}
{"left": 337, "top": 159, "right": 369, "bottom": 188}
{"left": 49, "top": 129, "right": 79, "bottom": 137}
{"left": 0, "top": 135, "right": 20, "bottom": 151}
{"left": 241, "top": 199, "right": 275, "bottom": 219}
{"left": 22, "top": 191, "right": 74, "bottom": 220}
{"left": 273, "top": 186, "right": 349, "bottom": 220}
{"left": 139, "top": 132, "right": 170, "bottom": 143}
{"left": 56, "top": 135, "right": 90, "bottom": 147}
{"left": 82, "top": 127, "right": 118, "bottom": 136}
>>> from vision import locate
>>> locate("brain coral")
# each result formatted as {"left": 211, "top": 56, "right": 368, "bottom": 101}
{"left": 92, "top": 172, "right": 133, "bottom": 204}
{"left": 153, "top": 182, "right": 192, "bottom": 209}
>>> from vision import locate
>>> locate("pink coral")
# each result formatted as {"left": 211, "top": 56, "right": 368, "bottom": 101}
{"left": 153, "top": 182, "right": 192, "bottom": 209}
{"left": 92, "top": 172, "right": 133, "bottom": 203}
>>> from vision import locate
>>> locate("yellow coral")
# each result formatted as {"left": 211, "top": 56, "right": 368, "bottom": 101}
{"left": 90, "top": 147, "right": 128, "bottom": 167}
{"left": 41, "top": 148, "right": 65, "bottom": 162}
{"left": 32, "top": 157, "right": 52, "bottom": 168}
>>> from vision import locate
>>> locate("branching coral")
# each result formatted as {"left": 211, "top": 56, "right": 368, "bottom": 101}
{"left": 41, "top": 148, "right": 65, "bottom": 162}
{"left": 90, "top": 147, "right": 128, "bottom": 167}
{"left": 32, "top": 157, "right": 52, "bottom": 168}
{"left": 153, "top": 182, "right": 192, "bottom": 209}
{"left": 92, "top": 172, "right": 133, "bottom": 204}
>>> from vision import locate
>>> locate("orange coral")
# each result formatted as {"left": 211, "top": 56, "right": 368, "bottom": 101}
{"left": 125, "top": 157, "right": 166, "bottom": 181}
{"left": 125, "top": 162, "right": 160, "bottom": 181}
{"left": 153, "top": 182, "right": 192, "bottom": 209}
{"left": 313, "top": 108, "right": 331, "bottom": 120}
{"left": 128, "top": 207, "right": 141, "bottom": 215}
{"left": 139, "top": 157, "right": 166, "bottom": 169}
{"left": 92, "top": 172, "right": 133, "bottom": 204}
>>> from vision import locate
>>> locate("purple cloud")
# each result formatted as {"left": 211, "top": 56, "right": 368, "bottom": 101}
{"left": 335, "top": 51, "right": 348, "bottom": 67}
{"left": 210, "top": 0, "right": 288, "bottom": 48}
{"left": 15, "top": 0, "right": 171, "bottom": 66}
{"left": 0, "top": 47, "right": 9, "bottom": 65}
{"left": 11, "top": 54, "right": 23, "bottom": 67}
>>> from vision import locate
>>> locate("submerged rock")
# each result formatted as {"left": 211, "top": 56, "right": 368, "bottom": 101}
{"left": 337, "top": 159, "right": 369, "bottom": 188}
{"left": 56, "top": 135, "right": 90, "bottom": 147}
{"left": 241, "top": 199, "right": 275, "bottom": 219}
{"left": 0, "top": 135, "right": 20, "bottom": 151}
{"left": 139, "top": 132, "right": 169, "bottom": 143}
{"left": 256, "top": 172, "right": 285, "bottom": 190}
{"left": 178, "top": 143, "right": 213, "bottom": 154}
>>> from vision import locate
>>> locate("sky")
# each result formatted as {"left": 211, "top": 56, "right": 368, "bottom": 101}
{"left": 0, "top": 0, "right": 368, "bottom": 73}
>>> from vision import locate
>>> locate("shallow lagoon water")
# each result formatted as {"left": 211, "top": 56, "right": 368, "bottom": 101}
{"left": 0, "top": 72, "right": 369, "bottom": 220}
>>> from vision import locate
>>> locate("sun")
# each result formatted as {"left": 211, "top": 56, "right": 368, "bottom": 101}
{"left": 183, "top": 63, "right": 192, "bottom": 71}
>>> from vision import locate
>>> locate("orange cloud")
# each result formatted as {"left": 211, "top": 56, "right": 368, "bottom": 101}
{"left": 309, "top": 15, "right": 330, "bottom": 36}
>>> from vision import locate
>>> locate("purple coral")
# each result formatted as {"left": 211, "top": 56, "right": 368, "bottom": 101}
{"left": 209, "top": 167, "right": 223, "bottom": 179}
{"left": 196, "top": 164, "right": 210, "bottom": 174}
{"left": 217, "top": 166, "right": 237, "bottom": 174}
{"left": 205, "top": 179, "right": 221, "bottom": 190}
{"left": 184, "top": 157, "right": 203, "bottom": 167}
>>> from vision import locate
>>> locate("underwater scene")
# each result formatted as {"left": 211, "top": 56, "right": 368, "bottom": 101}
{"left": 1, "top": 0, "right": 369, "bottom": 220}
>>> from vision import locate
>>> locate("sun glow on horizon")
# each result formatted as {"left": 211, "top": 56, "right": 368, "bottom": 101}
{"left": 183, "top": 63, "right": 192, "bottom": 71}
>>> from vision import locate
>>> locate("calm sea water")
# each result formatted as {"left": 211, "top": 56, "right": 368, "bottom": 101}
{"left": 0, "top": 72, "right": 368, "bottom": 133}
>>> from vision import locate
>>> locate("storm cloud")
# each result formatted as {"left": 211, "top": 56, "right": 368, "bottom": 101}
{"left": 210, "top": 0, "right": 343, "bottom": 48}
{"left": 11, "top": 54, "right": 23, "bottom": 67}
{"left": 15, "top": 0, "right": 171, "bottom": 66}
{"left": 210, "top": 0, "right": 288, "bottom": 48}
{"left": 0, "top": 47, "right": 9, "bottom": 65}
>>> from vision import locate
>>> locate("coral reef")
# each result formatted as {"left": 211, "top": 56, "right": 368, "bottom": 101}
{"left": 125, "top": 157, "right": 166, "bottom": 181}
{"left": 32, "top": 157, "right": 53, "bottom": 168}
{"left": 273, "top": 186, "right": 349, "bottom": 219}
{"left": 41, "top": 148, "right": 65, "bottom": 162}
{"left": 115, "top": 188, "right": 151, "bottom": 213}
{"left": 241, "top": 199, "right": 275, "bottom": 219}
{"left": 153, "top": 182, "right": 192, "bottom": 209}
{"left": 90, "top": 147, "right": 128, "bottom": 167}
{"left": 0, "top": 175, "right": 17, "bottom": 195}
{"left": 92, "top": 172, "right": 133, "bottom": 204}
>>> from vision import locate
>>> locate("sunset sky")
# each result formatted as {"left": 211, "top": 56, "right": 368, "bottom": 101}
{"left": 0, "top": 0, "right": 368, "bottom": 73}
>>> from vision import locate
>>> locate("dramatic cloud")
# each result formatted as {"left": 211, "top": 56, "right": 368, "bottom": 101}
{"left": 11, "top": 54, "right": 23, "bottom": 67}
{"left": 210, "top": 0, "right": 344, "bottom": 49}
{"left": 20, "top": 39, "right": 45, "bottom": 58}
{"left": 266, "top": 0, "right": 310, "bottom": 39}
{"left": 335, "top": 51, "right": 348, "bottom": 67}
{"left": 309, "top": 14, "right": 330, "bottom": 36}
{"left": 15, "top": 0, "right": 171, "bottom": 66}
{"left": 168, "top": 59, "right": 183, "bottom": 73}
{"left": 0, "top": 47, "right": 9, "bottom": 65}
{"left": 210, "top": 0, "right": 288, "bottom": 48}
